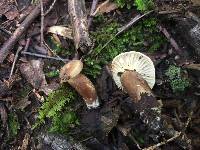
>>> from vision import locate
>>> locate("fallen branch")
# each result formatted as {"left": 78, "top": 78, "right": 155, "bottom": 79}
{"left": 68, "top": 0, "right": 92, "bottom": 53}
{"left": 0, "top": 1, "right": 50, "bottom": 63}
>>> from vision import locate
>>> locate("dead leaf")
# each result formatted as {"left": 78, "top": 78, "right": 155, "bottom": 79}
{"left": 92, "top": 0, "right": 118, "bottom": 16}
{"left": 20, "top": 59, "right": 47, "bottom": 89}
{"left": 48, "top": 26, "right": 73, "bottom": 39}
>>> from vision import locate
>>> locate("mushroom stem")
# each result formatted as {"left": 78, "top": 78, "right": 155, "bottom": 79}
{"left": 121, "top": 70, "right": 153, "bottom": 102}
{"left": 67, "top": 73, "right": 99, "bottom": 109}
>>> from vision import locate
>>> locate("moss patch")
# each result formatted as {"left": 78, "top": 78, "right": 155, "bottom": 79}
{"left": 8, "top": 113, "right": 20, "bottom": 139}
{"left": 33, "top": 85, "right": 79, "bottom": 134}
{"left": 113, "top": 0, "right": 154, "bottom": 10}
{"left": 165, "top": 65, "right": 190, "bottom": 92}
{"left": 84, "top": 17, "right": 165, "bottom": 78}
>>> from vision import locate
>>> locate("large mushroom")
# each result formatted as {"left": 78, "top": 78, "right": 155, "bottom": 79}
{"left": 111, "top": 51, "right": 155, "bottom": 101}
{"left": 111, "top": 51, "right": 162, "bottom": 131}
{"left": 60, "top": 60, "right": 99, "bottom": 109}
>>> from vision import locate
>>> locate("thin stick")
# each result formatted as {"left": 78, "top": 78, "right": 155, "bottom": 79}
{"left": 88, "top": 0, "right": 99, "bottom": 28}
{"left": 94, "top": 10, "right": 153, "bottom": 56}
{"left": 9, "top": 46, "right": 23, "bottom": 80}
{"left": 44, "top": 0, "right": 57, "bottom": 16}
{"left": 0, "top": 27, "right": 12, "bottom": 36}
{"left": 142, "top": 132, "right": 182, "bottom": 150}
{"left": 21, "top": 51, "right": 69, "bottom": 62}
{"left": 24, "top": 38, "right": 31, "bottom": 52}
{"left": 40, "top": 0, "right": 44, "bottom": 47}
{"left": 43, "top": 41, "right": 66, "bottom": 63}
{"left": 157, "top": 25, "right": 182, "bottom": 55}
{"left": 0, "top": 0, "right": 50, "bottom": 63}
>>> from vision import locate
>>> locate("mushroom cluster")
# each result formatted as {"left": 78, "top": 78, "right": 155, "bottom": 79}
{"left": 111, "top": 51, "right": 155, "bottom": 102}
{"left": 60, "top": 60, "right": 99, "bottom": 109}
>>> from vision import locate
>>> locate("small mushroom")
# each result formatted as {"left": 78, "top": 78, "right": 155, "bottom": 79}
{"left": 111, "top": 51, "right": 155, "bottom": 102}
{"left": 60, "top": 60, "right": 99, "bottom": 109}
{"left": 60, "top": 60, "right": 83, "bottom": 82}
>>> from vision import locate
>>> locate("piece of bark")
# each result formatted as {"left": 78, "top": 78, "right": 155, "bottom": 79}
{"left": 68, "top": 0, "right": 92, "bottom": 53}
{"left": 0, "top": 1, "right": 51, "bottom": 63}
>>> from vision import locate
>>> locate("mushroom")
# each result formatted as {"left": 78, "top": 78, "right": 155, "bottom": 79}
{"left": 111, "top": 51, "right": 162, "bottom": 131}
{"left": 60, "top": 60, "right": 99, "bottom": 109}
{"left": 111, "top": 51, "right": 155, "bottom": 102}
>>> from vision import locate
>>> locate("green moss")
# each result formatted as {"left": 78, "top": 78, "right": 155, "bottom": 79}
{"left": 49, "top": 111, "right": 79, "bottom": 134}
{"left": 33, "top": 85, "right": 79, "bottom": 134}
{"left": 135, "top": 0, "right": 154, "bottom": 11}
{"left": 45, "top": 70, "right": 60, "bottom": 78}
{"left": 113, "top": 0, "right": 154, "bottom": 10}
{"left": 165, "top": 65, "right": 190, "bottom": 92}
{"left": 84, "top": 17, "right": 165, "bottom": 78}
{"left": 46, "top": 36, "right": 73, "bottom": 56}
{"left": 113, "top": 0, "right": 133, "bottom": 9}
{"left": 8, "top": 113, "right": 20, "bottom": 139}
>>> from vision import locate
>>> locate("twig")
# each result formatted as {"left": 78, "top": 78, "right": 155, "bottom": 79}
{"left": 24, "top": 38, "right": 31, "bottom": 52}
{"left": 21, "top": 51, "right": 69, "bottom": 62}
{"left": 88, "top": 0, "right": 99, "bottom": 28}
{"left": 40, "top": 0, "right": 44, "bottom": 47}
{"left": 0, "top": 0, "right": 51, "bottom": 63}
{"left": 0, "top": 27, "right": 12, "bottom": 36}
{"left": 9, "top": 46, "right": 23, "bottom": 80}
{"left": 94, "top": 10, "right": 154, "bottom": 56}
{"left": 142, "top": 109, "right": 193, "bottom": 150}
{"left": 43, "top": 41, "right": 66, "bottom": 63}
{"left": 157, "top": 25, "right": 182, "bottom": 55}
{"left": 44, "top": 0, "right": 57, "bottom": 16}
{"left": 142, "top": 132, "right": 182, "bottom": 150}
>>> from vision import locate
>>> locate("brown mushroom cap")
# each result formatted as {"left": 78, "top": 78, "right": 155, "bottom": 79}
{"left": 60, "top": 60, "right": 83, "bottom": 82}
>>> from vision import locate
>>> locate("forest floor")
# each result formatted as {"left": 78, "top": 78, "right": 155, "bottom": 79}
{"left": 0, "top": 0, "right": 200, "bottom": 149}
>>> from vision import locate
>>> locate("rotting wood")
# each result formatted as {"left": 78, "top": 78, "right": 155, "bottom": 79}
{"left": 0, "top": 1, "right": 51, "bottom": 63}
{"left": 68, "top": 0, "right": 92, "bottom": 53}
